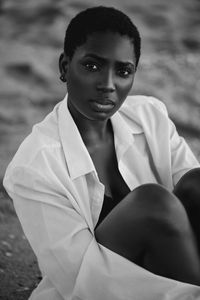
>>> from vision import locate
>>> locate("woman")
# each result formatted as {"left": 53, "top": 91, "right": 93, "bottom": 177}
{"left": 3, "top": 6, "right": 200, "bottom": 300}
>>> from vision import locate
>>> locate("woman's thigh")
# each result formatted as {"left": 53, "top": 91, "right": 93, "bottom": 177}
{"left": 95, "top": 183, "right": 200, "bottom": 285}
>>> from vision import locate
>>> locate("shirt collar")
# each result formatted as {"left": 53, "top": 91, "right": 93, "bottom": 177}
{"left": 111, "top": 107, "right": 143, "bottom": 160}
{"left": 58, "top": 94, "right": 95, "bottom": 180}
{"left": 58, "top": 94, "right": 143, "bottom": 180}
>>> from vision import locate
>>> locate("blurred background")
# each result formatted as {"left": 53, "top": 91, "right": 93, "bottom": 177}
{"left": 0, "top": 0, "right": 200, "bottom": 298}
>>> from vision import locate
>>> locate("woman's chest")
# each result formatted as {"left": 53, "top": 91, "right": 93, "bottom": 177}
{"left": 89, "top": 143, "right": 130, "bottom": 201}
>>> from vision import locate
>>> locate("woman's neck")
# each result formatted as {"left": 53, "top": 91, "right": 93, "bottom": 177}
{"left": 68, "top": 102, "right": 113, "bottom": 148}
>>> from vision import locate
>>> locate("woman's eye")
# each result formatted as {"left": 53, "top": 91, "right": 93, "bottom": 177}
{"left": 83, "top": 62, "right": 99, "bottom": 72}
{"left": 117, "top": 68, "right": 132, "bottom": 78}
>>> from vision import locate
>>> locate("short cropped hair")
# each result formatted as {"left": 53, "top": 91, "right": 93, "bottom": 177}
{"left": 64, "top": 6, "right": 141, "bottom": 68}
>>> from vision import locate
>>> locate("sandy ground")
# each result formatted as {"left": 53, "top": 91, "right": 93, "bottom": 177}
{"left": 0, "top": 189, "right": 41, "bottom": 299}
{"left": 0, "top": 0, "right": 200, "bottom": 298}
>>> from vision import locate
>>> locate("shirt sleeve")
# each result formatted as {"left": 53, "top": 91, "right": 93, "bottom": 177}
{"left": 168, "top": 116, "right": 200, "bottom": 186}
{"left": 148, "top": 96, "right": 200, "bottom": 186}
{"left": 135, "top": 97, "right": 200, "bottom": 190}
{"left": 4, "top": 166, "right": 94, "bottom": 299}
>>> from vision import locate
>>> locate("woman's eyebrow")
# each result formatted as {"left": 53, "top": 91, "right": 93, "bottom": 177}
{"left": 83, "top": 53, "right": 135, "bottom": 67}
{"left": 116, "top": 61, "right": 135, "bottom": 69}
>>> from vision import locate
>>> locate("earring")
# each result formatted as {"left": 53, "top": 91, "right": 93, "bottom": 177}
{"left": 60, "top": 75, "right": 66, "bottom": 82}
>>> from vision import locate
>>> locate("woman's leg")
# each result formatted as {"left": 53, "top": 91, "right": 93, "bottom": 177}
{"left": 173, "top": 168, "right": 200, "bottom": 251}
{"left": 95, "top": 183, "right": 200, "bottom": 285}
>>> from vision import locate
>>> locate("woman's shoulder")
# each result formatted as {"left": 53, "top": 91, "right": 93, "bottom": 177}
{"left": 118, "top": 95, "right": 170, "bottom": 132}
{"left": 121, "top": 94, "right": 168, "bottom": 116}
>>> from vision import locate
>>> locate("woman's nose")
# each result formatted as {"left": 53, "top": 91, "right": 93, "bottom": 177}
{"left": 96, "top": 69, "right": 115, "bottom": 92}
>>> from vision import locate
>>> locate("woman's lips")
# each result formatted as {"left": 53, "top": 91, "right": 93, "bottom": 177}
{"left": 89, "top": 99, "right": 115, "bottom": 112}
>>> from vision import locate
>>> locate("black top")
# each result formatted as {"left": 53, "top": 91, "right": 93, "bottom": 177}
{"left": 95, "top": 194, "right": 122, "bottom": 228}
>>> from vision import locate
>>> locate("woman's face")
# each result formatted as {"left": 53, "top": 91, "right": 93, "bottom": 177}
{"left": 62, "top": 31, "right": 136, "bottom": 121}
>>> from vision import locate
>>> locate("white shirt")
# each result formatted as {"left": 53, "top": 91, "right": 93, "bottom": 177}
{"left": 3, "top": 94, "right": 200, "bottom": 300}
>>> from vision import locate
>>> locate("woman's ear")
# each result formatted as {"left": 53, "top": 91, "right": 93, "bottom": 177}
{"left": 59, "top": 53, "right": 69, "bottom": 82}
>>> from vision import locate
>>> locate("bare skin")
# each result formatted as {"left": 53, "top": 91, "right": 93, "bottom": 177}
{"left": 83, "top": 120, "right": 130, "bottom": 200}
{"left": 94, "top": 169, "right": 200, "bottom": 286}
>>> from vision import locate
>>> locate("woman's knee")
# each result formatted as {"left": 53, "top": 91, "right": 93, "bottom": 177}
{"left": 95, "top": 183, "right": 195, "bottom": 265}
{"left": 128, "top": 183, "right": 180, "bottom": 217}
{"left": 96, "top": 183, "right": 191, "bottom": 239}
{"left": 174, "top": 168, "right": 200, "bottom": 201}
{"left": 126, "top": 183, "right": 191, "bottom": 236}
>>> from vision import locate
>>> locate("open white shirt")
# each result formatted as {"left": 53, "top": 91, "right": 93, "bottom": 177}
{"left": 3, "top": 94, "right": 200, "bottom": 300}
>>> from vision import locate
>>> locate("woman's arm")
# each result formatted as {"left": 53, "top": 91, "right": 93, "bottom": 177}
{"left": 4, "top": 165, "right": 200, "bottom": 300}
{"left": 4, "top": 166, "right": 94, "bottom": 299}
